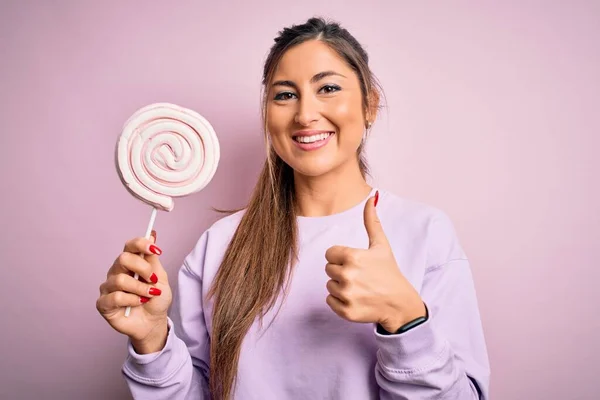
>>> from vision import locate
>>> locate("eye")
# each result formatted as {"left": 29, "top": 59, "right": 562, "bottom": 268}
{"left": 319, "top": 84, "right": 341, "bottom": 94}
{"left": 274, "top": 91, "right": 297, "bottom": 101}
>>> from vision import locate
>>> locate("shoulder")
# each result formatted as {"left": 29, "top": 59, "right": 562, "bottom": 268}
{"left": 377, "top": 189, "right": 467, "bottom": 267}
{"left": 202, "top": 209, "right": 247, "bottom": 253}
{"left": 207, "top": 209, "right": 246, "bottom": 238}
{"left": 377, "top": 189, "right": 451, "bottom": 231}
{"left": 183, "top": 209, "right": 246, "bottom": 275}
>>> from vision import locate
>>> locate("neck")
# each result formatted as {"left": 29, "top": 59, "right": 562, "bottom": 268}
{"left": 293, "top": 159, "right": 372, "bottom": 217}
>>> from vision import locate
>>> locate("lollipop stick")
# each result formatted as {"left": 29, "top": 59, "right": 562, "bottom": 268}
{"left": 124, "top": 207, "right": 158, "bottom": 317}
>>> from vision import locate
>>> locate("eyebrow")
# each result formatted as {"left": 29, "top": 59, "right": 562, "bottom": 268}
{"left": 272, "top": 71, "right": 346, "bottom": 89}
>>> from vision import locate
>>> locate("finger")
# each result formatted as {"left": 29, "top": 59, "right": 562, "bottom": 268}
{"left": 363, "top": 192, "right": 389, "bottom": 248}
{"left": 110, "top": 252, "right": 155, "bottom": 283}
{"left": 129, "top": 232, "right": 167, "bottom": 283}
{"left": 144, "top": 251, "right": 168, "bottom": 283}
{"left": 326, "top": 294, "right": 348, "bottom": 320}
{"left": 325, "top": 245, "right": 348, "bottom": 265}
{"left": 96, "top": 291, "right": 147, "bottom": 314}
{"left": 325, "top": 262, "right": 343, "bottom": 280}
{"left": 123, "top": 237, "right": 162, "bottom": 256}
{"left": 326, "top": 262, "right": 359, "bottom": 286}
{"left": 326, "top": 279, "right": 346, "bottom": 301}
{"left": 101, "top": 273, "right": 162, "bottom": 298}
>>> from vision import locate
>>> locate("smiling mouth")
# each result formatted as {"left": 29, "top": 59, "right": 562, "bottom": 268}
{"left": 293, "top": 132, "right": 334, "bottom": 143}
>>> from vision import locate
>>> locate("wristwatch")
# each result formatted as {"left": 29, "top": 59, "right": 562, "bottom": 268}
{"left": 376, "top": 303, "right": 429, "bottom": 335}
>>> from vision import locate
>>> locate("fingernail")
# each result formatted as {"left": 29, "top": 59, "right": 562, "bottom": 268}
{"left": 149, "top": 287, "right": 162, "bottom": 296}
{"left": 149, "top": 244, "right": 162, "bottom": 256}
{"left": 150, "top": 230, "right": 157, "bottom": 242}
{"left": 140, "top": 296, "right": 150, "bottom": 303}
{"left": 374, "top": 190, "right": 379, "bottom": 207}
{"left": 149, "top": 273, "right": 158, "bottom": 284}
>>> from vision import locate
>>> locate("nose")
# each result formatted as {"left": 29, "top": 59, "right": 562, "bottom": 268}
{"left": 294, "top": 94, "right": 321, "bottom": 126}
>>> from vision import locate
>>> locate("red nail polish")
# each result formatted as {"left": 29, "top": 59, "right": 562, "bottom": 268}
{"left": 374, "top": 190, "right": 379, "bottom": 207}
{"left": 149, "top": 287, "right": 162, "bottom": 296}
{"left": 149, "top": 244, "right": 162, "bottom": 255}
{"left": 140, "top": 297, "right": 150, "bottom": 303}
{"left": 149, "top": 273, "right": 158, "bottom": 284}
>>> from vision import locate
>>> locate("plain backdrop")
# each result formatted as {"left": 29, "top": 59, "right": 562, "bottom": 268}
{"left": 1, "top": 1, "right": 598, "bottom": 399}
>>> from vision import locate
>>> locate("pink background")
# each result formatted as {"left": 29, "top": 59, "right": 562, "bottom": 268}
{"left": 1, "top": 1, "right": 598, "bottom": 399}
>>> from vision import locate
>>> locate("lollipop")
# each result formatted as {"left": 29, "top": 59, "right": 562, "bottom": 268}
{"left": 116, "top": 103, "right": 220, "bottom": 316}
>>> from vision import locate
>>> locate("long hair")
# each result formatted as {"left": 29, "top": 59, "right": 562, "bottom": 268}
{"left": 207, "top": 17, "right": 383, "bottom": 400}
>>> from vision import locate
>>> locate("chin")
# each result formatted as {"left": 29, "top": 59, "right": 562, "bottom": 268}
{"left": 287, "top": 159, "right": 339, "bottom": 178}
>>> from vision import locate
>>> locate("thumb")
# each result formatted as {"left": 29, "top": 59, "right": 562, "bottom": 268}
{"left": 363, "top": 191, "right": 388, "bottom": 248}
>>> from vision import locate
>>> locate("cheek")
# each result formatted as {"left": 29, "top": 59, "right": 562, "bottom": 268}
{"left": 330, "top": 91, "right": 363, "bottom": 124}
{"left": 326, "top": 98, "right": 364, "bottom": 141}
{"left": 266, "top": 105, "right": 292, "bottom": 156}
{"left": 266, "top": 104, "right": 291, "bottom": 134}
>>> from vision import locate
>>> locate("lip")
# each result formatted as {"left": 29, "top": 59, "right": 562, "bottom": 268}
{"left": 292, "top": 131, "right": 335, "bottom": 151}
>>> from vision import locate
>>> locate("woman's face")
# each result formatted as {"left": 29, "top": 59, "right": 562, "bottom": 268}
{"left": 266, "top": 40, "right": 369, "bottom": 178}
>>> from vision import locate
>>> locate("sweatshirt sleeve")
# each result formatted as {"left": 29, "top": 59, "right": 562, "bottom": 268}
{"left": 122, "top": 232, "right": 212, "bottom": 400}
{"left": 375, "top": 212, "right": 491, "bottom": 400}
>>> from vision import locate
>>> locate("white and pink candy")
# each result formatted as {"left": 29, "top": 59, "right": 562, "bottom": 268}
{"left": 116, "top": 103, "right": 220, "bottom": 211}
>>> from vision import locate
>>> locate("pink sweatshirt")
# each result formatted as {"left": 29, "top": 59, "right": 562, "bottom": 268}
{"left": 122, "top": 189, "right": 490, "bottom": 399}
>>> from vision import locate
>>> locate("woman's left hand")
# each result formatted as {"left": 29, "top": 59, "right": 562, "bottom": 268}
{"left": 325, "top": 194, "right": 426, "bottom": 333}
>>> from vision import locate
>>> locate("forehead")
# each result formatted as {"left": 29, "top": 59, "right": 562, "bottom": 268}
{"left": 273, "top": 40, "right": 353, "bottom": 79}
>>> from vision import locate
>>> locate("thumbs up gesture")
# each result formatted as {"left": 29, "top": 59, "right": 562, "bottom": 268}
{"left": 325, "top": 192, "right": 426, "bottom": 333}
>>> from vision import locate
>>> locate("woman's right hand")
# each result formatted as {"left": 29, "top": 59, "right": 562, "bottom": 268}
{"left": 96, "top": 231, "right": 173, "bottom": 353}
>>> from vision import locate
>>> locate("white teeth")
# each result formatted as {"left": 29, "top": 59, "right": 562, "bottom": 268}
{"left": 295, "top": 132, "right": 332, "bottom": 143}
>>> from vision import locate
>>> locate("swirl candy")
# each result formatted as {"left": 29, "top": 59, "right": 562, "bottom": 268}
{"left": 116, "top": 103, "right": 220, "bottom": 212}
{"left": 115, "top": 103, "right": 220, "bottom": 316}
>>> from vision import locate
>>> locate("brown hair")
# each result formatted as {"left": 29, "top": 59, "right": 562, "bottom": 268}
{"left": 207, "top": 17, "right": 383, "bottom": 399}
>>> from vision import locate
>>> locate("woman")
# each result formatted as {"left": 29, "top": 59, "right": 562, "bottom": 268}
{"left": 97, "top": 17, "right": 490, "bottom": 400}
